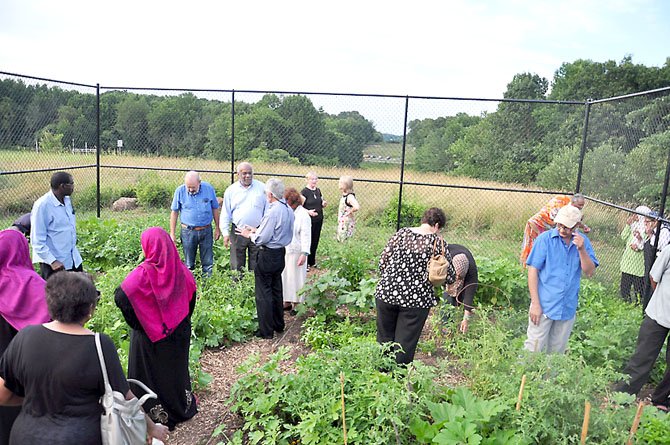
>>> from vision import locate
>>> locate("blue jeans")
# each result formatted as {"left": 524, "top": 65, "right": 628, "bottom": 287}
{"left": 180, "top": 226, "right": 213, "bottom": 276}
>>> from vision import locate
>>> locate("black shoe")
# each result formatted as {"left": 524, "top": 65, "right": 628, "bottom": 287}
{"left": 254, "top": 329, "right": 273, "bottom": 339}
{"left": 289, "top": 309, "right": 298, "bottom": 316}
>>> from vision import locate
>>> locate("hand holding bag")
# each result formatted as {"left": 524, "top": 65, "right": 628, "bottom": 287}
{"left": 427, "top": 236, "right": 457, "bottom": 287}
{"left": 95, "top": 333, "right": 157, "bottom": 445}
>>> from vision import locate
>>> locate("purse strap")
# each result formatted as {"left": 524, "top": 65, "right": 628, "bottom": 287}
{"left": 95, "top": 333, "right": 112, "bottom": 392}
{"left": 95, "top": 333, "right": 157, "bottom": 406}
{"left": 432, "top": 235, "right": 447, "bottom": 257}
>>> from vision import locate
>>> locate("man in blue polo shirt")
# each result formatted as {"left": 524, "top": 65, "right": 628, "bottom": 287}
{"left": 31, "top": 171, "right": 83, "bottom": 279}
{"left": 524, "top": 204, "right": 598, "bottom": 353}
{"left": 169, "top": 171, "right": 221, "bottom": 276}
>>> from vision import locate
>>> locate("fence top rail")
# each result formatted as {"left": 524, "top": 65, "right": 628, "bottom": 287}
{"left": 0, "top": 165, "right": 97, "bottom": 175}
{"left": 98, "top": 85, "right": 585, "bottom": 105}
{"left": 589, "top": 85, "right": 670, "bottom": 104}
{"left": 0, "top": 71, "right": 97, "bottom": 89}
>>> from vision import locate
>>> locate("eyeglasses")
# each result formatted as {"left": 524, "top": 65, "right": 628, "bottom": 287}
{"left": 556, "top": 223, "right": 576, "bottom": 233}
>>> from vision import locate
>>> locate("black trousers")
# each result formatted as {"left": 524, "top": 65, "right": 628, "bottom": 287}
{"left": 620, "top": 273, "right": 644, "bottom": 304}
{"left": 254, "top": 247, "right": 286, "bottom": 338}
{"left": 38, "top": 262, "right": 83, "bottom": 280}
{"left": 619, "top": 315, "right": 670, "bottom": 404}
{"left": 307, "top": 218, "right": 323, "bottom": 267}
{"left": 376, "top": 299, "right": 430, "bottom": 365}
{"left": 229, "top": 225, "right": 259, "bottom": 272}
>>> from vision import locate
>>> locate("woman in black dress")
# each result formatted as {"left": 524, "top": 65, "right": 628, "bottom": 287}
{"left": 0, "top": 271, "right": 167, "bottom": 444}
{"left": 375, "top": 208, "right": 446, "bottom": 365}
{"left": 115, "top": 227, "right": 198, "bottom": 430}
{"left": 301, "top": 172, "right": 327, "bottom": 269}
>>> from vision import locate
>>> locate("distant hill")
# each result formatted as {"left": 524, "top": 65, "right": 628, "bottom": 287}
{"left": 381, "top": 133, "right": 402, "bottom": 143}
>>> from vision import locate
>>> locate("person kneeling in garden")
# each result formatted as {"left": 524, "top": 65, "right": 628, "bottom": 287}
{"left": 524, "top": 204, "right": 598, "bottom": 353}
{"left": 615, "top": 244, "right": 670, "bottom": 411}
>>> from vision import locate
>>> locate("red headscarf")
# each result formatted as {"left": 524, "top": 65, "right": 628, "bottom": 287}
{"left": 120, "top": 227, "right": 196, "bottom": 342}
{"left": 0, "top": 229, "right": 50, "bottom": 330}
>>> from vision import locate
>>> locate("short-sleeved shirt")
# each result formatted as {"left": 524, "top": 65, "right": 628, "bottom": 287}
{"left": 0, "top": 325, "right": 129, "bottom": 444}
{"left": 171, "top": 181, "right": 219, "bottom": 227}
{"left": 647, "top": 247, "right": 670, "bottom": 328}
{"left": 526, "top": 228, "right": 599, "bottom": 320}
{"left": 375, "top": 228, "right": 443, "bottom": 309}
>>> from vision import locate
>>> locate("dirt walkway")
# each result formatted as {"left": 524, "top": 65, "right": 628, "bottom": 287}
{"left": 166, "top": 312, "right": 310, "bottom": 445}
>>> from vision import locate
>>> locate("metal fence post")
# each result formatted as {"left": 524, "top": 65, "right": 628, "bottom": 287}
{"left": 231, "top": 90, "right": 236, "bottom": 184}
{"left": 575, "top": 100, "right": 591, "bottom": 193}
{"left": 396, "top": 96, "right": 409, "bottom": 231}
{"left": 96, "top": 83, "right": 101, "bottom": 218}
{"left": 652, "top": 146, "right": 670, "bottom": 252}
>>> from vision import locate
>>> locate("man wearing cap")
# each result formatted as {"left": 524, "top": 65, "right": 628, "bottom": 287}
{"left": 524, "top": 204, "right": 598, "bottom": 353}
{"left": 235, "top": 178, "right": 294, "bottom": 339}
{"left": 169, "top": 170, "right": 221, "bottom": 276}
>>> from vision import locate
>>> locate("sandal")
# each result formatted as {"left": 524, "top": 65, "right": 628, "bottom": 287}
{"left": 653, "top": 403, "right": 670, "bottom": 413}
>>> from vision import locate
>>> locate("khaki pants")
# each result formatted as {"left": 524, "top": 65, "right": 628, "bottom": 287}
{"left": 524, "top": 315, "right": 576, "bottom": 354}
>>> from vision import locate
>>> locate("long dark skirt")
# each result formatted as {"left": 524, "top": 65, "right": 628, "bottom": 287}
{"left": 0, "top": 317, "right": 19, "bottom": 445}
{"left": 128, "top": 316, "right": 197, "bottom": 430}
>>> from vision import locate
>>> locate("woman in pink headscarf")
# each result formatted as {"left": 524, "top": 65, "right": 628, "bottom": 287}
{"left": 0, "top": 229, "right": 50, "bottom": 445}
{"left": 114, "top": 227, "right": 197, "bottom": 430}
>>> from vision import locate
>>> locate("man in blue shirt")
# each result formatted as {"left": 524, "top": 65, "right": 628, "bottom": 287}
{"left": 524, "top": 204, "right": 598, "bottom": 353}
{"left": 169, "top": 171, "right": 221, "bottom": 276}
{"left": 30, "top": 172, "right": 83, "bottom": 279}
{"left": 236, "top": 178, "right": 294, "bottom": 339}
{"left": 221, "top": 162, "right": 267, "bottom": 271}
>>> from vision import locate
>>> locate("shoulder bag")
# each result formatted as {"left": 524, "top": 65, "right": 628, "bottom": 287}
{"left": 427, "top": 235, "right": 457, "bottom": 287}
{"left": 95, "top": 333, "right": 157, "bottom": 445}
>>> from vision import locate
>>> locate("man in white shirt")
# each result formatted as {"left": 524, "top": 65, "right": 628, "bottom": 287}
{"left": 616, "top": 243, "right": 670, "bottom": 410}
{"left": 221, "top": 162, "right": 266, "bottom": 271}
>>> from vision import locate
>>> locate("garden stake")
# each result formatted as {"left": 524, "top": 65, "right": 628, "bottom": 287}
{"left": 580, "top": 400, "right": 591, "bottom": 444}
{"left": 340, "top": 372, "right": 348, "bottom": 445}
{"left": 626, "top": 401, "right": 645, "bottom": 445}
{"left": 516, "top": 374, "right": 526, "bottom": 411}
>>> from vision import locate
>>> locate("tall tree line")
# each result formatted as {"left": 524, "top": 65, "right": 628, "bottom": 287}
{"left": 0, "top": 83, "right": 380, "bottom": 168}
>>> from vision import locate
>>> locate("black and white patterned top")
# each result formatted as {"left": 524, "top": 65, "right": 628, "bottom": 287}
{"left": 375, "top": 228, "right": 444, "bottom": 308}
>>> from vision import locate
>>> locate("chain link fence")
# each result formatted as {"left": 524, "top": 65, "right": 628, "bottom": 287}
{"left": 2, "top": 70, "right": 670, "bottom": 289}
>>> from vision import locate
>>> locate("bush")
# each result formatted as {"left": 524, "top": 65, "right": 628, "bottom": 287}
{"left": 380, "top": 196, "right": 426, "bottom": 228}
{"left": 136, "top": 173, "right": 173, "bottom": 208}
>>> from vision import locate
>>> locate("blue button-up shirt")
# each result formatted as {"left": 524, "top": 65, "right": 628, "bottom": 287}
{"left": 30, "top": 190, "right": 83, "bottom": 269}
{"left": 251, "top": 200, "right": 294, "bottom": 249}
{"left": 526, "top": 228, "right": 599, "bottom": 320}
{"left": 171, "top": 181, "right": 219, "bottom": 227}
{"left": 221, "top": 179, "right": 267, "bottom": 230}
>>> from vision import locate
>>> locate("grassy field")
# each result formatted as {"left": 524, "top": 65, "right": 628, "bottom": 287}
{"left": 1, "top": 148, "right": 630, "bottom": 285}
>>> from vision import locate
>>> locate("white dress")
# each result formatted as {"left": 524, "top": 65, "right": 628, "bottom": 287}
{"left": 282, "top": 206, "right": 312, "bottom": 303}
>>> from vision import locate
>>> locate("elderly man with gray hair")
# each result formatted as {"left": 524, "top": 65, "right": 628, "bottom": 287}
{"left": 236, "top": 178, "right": 294, "bottom": 339}
{"left": 524, "top": 204, "right": 598, "bottom": 353}
{"left": 169, "top": 171, "right": 221, "bottom": 276}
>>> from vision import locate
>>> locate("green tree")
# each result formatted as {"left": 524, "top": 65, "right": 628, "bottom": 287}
{"left": 115, "top": 95, "right": 151, "bottom": 153}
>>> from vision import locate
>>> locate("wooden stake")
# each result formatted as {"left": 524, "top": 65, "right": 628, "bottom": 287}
{"left": 340, "top": 372, "right": 348, "bottom": 445}
{"left": 580, "top": 400, "right": 591, "bottom": 444}
{"left": 626, "top": 401, "right": 645, "bottom": 445}
{"left": 516, "top": 374, "right": 527, "bottom": 411}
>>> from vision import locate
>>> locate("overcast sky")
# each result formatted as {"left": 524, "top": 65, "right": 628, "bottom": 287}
{"left": 1, "top": 0, "right": 668, "bottom": 96}
{"left": 1, "top": 0, "right": 668, "bottom": 133}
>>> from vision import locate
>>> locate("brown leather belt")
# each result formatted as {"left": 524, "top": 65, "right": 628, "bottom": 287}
{"left": 181, "top": 223, "right": 211, "bottom": 231}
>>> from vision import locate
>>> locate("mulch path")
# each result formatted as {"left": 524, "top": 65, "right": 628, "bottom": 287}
{"left": 167, "top": 312, "right": 311, "bottom": 445}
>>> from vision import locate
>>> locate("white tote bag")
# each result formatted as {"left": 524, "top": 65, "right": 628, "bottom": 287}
{"left": 95, "top": 333, "right": 157, "bottom": 445}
